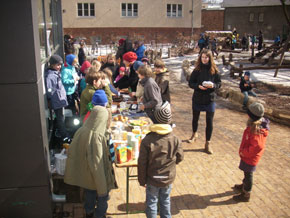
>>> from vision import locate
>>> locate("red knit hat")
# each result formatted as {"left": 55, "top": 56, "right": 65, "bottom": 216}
{"left": 123, "top": 52, "right": 137, "bottom": 63}
{"left": 80, "top": 61, "right": 91, "bottom": 73}
{"left": 119, "top": 38, "right": 125, "bottom": 46}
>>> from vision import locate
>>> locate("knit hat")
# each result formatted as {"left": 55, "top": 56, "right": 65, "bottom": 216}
{"left": 244, "top": 71, "right": 250, "bottom": 76}
{"left": 119, "top": 66, "right": 125, "bottom": 72}
{"left": 154, "top": 101, "right": 172, "bottom": 124}
{"left": 92, "top": 90, "right": 108, "bottom": 106}
{"left": 119, "top": 38, "right": 125, "bottom": 46}
{"left": 141, "top": 57, "right": 150, "bottom": 64}
{"left": 247, "top": 102, "right": 264, "bottom": 121}
{"left": 133, "top": 61, "right": 144, "bottom": 71}
{"left": 49, "top": 55, "right": 63, "bottom": 65}
{"left": 80, "top": 61, "right": 91, "bottom": 73}
{"left": 66, "top": 54, "right": 76, "bottom": 66}
{"left": 123, "top": 52, "right": 137, "bottom": 63}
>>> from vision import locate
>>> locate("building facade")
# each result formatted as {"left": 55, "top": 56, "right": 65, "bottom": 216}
{"left": 223, "top": 0, "right": 290, "bottom": 40}
{"left": 62, "top": 0, "right": 202, "bottom": 44}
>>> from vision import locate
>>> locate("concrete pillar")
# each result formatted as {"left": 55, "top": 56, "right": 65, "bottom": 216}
{"left": 0, "top": 1, "right": 52, "bottom": 217}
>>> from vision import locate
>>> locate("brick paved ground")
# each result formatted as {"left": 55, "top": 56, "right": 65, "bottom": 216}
{"left": 59, "top": 79, "right": 290, "bottom": 218}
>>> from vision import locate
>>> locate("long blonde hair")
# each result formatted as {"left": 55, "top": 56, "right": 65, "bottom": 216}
{"left": 247, "top": 118, "right": 263, "bottom": 134}
{"left": 195, "top": 49, "right": 218, "bottom": 75}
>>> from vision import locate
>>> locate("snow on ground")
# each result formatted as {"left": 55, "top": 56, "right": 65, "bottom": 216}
{"left": 94, "top": 45, "right": 290, "bottom": 87}
{"left": 162, "top": 53, "right": 290, "bottom": 87}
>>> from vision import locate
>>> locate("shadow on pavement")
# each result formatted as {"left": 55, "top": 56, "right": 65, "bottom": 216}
{"left": 115, "top": 190, "right": 238, "bottom": 215}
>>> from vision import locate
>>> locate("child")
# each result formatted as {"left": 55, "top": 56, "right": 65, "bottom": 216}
{"left": 64, "top": 93, "right": 117, "bottom": 218}
{"left": 61, "top": 54, "right": 80, "bottom": 115}
{"left": 113, "top": 66, "right": 125, "bottom": 84}
{"left": 80, "top": 67, "right": 112, "bottom": 121}
{"left": 138, "top": 65, "right": 163, "bottom": 123}
{"left": 114, "top": 51, "right": 139, "bottom": 92}
{"left": 101, "top": 53, "right": 118, "bottom": 75}
{"left": 138, "top": 103, "right": 184, "bottom": 218}
{"left": 239, "top": 71, "right": 256, "bottom": 110}
{"left": 83, "top": 89, "right": 108, "bottom": 123}
{"left": 102, "top": 67, "right": 120, "bottom": 97}
{"left": 133, "top": 61, "right": 145, "bottom": 101}
{"left": 233, "top": 102, "right": 269, "bottom": 202}
{"left": 79, "top": 60, "right": 91, "bottom": 95}
{"left": 154, "top": 59, "right": 170, "bottom": 103}
{"left": 45, "top": 55, "right": 70, "bottom": 143}
{"left": 141, "top": 57, "right": 150, "bottom": 66}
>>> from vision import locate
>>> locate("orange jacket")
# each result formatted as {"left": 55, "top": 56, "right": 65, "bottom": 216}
{"left": 239, "top": 127, "right": 268, "bottom": 166}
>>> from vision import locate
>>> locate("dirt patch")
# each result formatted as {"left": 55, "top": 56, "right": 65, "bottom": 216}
{"left": 254, "top": 82, "right": 290, "bottom": 110}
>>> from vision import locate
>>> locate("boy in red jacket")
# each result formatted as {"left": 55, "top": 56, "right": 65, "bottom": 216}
{"left": 233, "top": 102, "right": 269, "bottom": 202}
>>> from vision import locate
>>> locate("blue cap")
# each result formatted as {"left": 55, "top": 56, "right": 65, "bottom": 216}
{"left": 133, "top": 61, "right": 144, "bottom": 71}
{"left": 92, "top": 90, "right": 108, "bottom": 106}
{"left": 66, "top": 54, "right": 76, "bottom": 65}
{"left": 244, "top": 71, "right": 250, "bottom": 76}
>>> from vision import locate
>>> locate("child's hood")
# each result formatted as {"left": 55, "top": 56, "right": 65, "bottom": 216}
{"left": 260, "top": 118, "right": 270, "bottom": 137}
{"left": 149, "top": 124, "right": 172, "bottom": 135}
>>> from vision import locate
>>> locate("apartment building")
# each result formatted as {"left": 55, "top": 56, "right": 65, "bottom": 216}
{"left": 62, "top": 0, "right": 202, "bottom": 44}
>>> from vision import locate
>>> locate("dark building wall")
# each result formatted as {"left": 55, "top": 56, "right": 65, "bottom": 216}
{"left": 64, "top": 27, "right": 202, "bottom": 44}
{"left": 201, "top": 9, "right": 224, "bottom": 32}
{"left": 0, "top": 0, "right": 52, "bottom": 217}
{"left": 224, "top": 6, "right": 290, "bottom": 40}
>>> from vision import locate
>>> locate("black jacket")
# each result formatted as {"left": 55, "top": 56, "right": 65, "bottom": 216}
{"left": 239, "top": 77, "right": 253, "bottom": 92}
{"left": 189, "top": 64, "right": 221, "bottom": 105}
{"left": 155, "top": 69, "right": 171, "bottom": 103}
{"left": 113, "top": 65, "right": 139, "bottom": 92}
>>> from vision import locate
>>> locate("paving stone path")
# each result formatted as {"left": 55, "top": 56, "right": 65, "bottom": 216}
{"left": 63, "top": 79, "right": 290, "bottom": 218}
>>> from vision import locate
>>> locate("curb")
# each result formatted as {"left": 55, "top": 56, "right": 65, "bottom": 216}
{"left": 217, "top": 87, "right": 290, "bottom": 127}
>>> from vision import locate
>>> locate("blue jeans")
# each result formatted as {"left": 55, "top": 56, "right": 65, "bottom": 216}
{"left": 146, "top": 184, "right": 172, "bottom": 218}
{"left": 84, "top": 189, "right": 109, "bottom": 218}
{"left": 242, "top": 90, "right": 257, "bottom": 106}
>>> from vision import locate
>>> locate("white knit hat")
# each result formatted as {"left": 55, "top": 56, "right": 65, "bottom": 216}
{"left": 154, "top": 101, "right": 172, "bottom": 124}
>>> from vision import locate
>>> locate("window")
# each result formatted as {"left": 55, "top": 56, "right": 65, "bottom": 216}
{"left": 77, "top": 3, "right": 95, "bottom": 17}
{"left": 121, "top": 3, "right": 138, "bottom": 17}
{"left": 249, "top": 13, "right": 254, "bottom": 22}
{"left": 258, "top": 13, "right": 264, "bottom": 22}
{"left": 167, "top": 4, "right": 182, "bottom": 17}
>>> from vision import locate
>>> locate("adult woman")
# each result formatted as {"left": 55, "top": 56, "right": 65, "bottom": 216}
{"left": 188, "top": 49, "right": 221, "bottom": 154}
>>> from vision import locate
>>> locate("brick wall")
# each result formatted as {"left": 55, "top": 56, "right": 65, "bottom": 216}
{"left": 64, "top": 27, "right": 201, "bottom": 44}
{"left": 201, "top": 10, "right": 224, "bottom": 32}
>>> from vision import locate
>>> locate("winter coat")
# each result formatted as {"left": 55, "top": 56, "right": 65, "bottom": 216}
{"left": 80, "top": 84, "right": 112, "bottom": 120}
{"left": 134, "top": 44, "right": 146, "bottom": 61}
{"left": 189, "top": 64, "right": 221, "bottom": 105}
{"left": 64, "top": 106, "right": 117, "bottom": 195}
{"left": 140, "top": 77, "right": 163, "bottom": 111}
{"left": 61, "top": 64, "right": 77, "bottom": 95}
{"left": 155, "top": 68, "right": 171, "bottom": 103}
{"left": 239, "top": 123, "right": 269, "bottom": 166}
{"left": 113, "top": 65, "right": 139, "bottom": 92}
{"left": 78, "top": 47, "right": 86, "bottom": 66}
{"left": 239, "top": 77, "right": 253, "bottom": 92}
{"left": 138, "top": 124, "right": 184, "bottom": 187}
{"left": 45, "top": 68, "right": 68, "bottom": 110}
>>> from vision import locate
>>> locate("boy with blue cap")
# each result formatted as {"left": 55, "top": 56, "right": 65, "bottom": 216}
{"left": 239, "top": 71, "right": 257, "bottom": 110}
